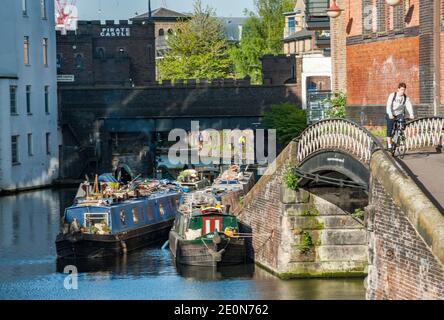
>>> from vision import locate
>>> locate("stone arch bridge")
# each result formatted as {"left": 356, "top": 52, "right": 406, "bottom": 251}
{"left": 230, "top": 117, "right": 444, "bottom": 300}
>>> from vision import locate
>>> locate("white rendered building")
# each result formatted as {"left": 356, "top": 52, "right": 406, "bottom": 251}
{"left": 0, "top": 0, "right": 59, "bottom": 192}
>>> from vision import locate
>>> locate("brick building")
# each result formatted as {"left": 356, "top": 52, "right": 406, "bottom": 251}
{"left": 131, "top": 7, "right": 188, "bottom": 59}
{"left": 56, "top": 20, "right": 156, "bottom": 86}
{"left": 330, "top": 0, "right": 444, "bottom": 123}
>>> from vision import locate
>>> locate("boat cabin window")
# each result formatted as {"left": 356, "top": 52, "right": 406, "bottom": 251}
{"left": 147, "top": 204, "right": 154, "bottom": 220}
{"left": 120, "top": 210, "right": 126, "bottom": 225}
{"left": 132, "top": 208, "right": 139, "bottom": 224}
{"left": 84, "top": 213, "right": 109, "bottom": 232}
{"left": 159, "top": 202, "right": 165, "bottom": 216}
{"left": 140, "top": 207, "right": 145, "bottom": 221}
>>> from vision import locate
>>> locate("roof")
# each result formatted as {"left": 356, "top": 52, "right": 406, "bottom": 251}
{"left": 131, "top": 7, "right": 189, "bottom": 21}
{"left": 283, "top": 29, "right": 314, "bottom": 42}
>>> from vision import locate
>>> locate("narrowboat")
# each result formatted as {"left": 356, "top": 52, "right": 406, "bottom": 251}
{"left": 176, "top": 169, "right": 211, "bottom": 192}
{"left": 169, "top": 192, "right": 247, "bottom": 267}
{"left": 56, "top": 177, "right": 181, "bottom": 259}
{"left": 211, "top": 165, "right": 255, "bottom": 199}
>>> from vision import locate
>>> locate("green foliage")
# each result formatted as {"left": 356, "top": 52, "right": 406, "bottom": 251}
{"left": 230, "top": 0, "right": 294, "bottom": 84}
{"left": 369, "top": 127, "right": 386, "bottom": 138}
{"left": 352, "top": 208, "right": 365, "bottom": 221}
{"left": 282, "top": 161, "right": 299, "bottom": 190}
{"left": 158, "top": 0, "right": 232, "bottom": 81}
{"left": 298, "top": 231, "right": 313, "bottom": 254}
{"left": 263, "top": 102, "right": 308, "bottom": 146}
{"left": 324, "top": 92, "right": 347, "bottom": 119}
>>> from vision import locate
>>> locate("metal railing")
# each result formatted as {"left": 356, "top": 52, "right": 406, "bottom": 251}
{"left": 404, "top": 117, "right": 444, "bottom": 150}
{"left": 296, "top": 119, "right": 383, "bottom": 165}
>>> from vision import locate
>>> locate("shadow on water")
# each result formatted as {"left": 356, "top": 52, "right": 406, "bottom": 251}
{"left": 175, "top": 263, "right": 255, "bottom": 281}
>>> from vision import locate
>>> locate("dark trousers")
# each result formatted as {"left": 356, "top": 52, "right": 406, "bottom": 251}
{"left": 386, "top": 114, "right": 395, "bottom": 137}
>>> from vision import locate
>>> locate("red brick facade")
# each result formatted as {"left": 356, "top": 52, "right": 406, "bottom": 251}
{"left": 347, "top": 37, "right": 420, "bottom": 105}
{"left": 331, "top": 0, "right": 444, "bottom": 117}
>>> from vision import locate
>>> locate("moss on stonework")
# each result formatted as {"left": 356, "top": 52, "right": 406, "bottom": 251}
{"left": 302, "top": 206, "right": 320, "bottom": 216}
{"left": 277, "top": 270, "right": 367, "bottom": 280}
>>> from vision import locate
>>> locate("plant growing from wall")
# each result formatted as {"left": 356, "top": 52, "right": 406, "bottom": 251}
{"left": 298, "top": 231, "right": 313, "bottom": 254}
{"left": 282, "top": 161, "right": 299, "bottom": 190}
{"left": 323, "top": 92, "right": 347, "bottom": 119}
{"left": 352, "top": 208, "right": 365, "bottom": 221}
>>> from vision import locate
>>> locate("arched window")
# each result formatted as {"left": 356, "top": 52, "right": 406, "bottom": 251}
{"left": 167, "top": 29, "right": 173, "bottom": 35}
{"left": 159, "top": 28, "right": 165, "bottom": 36}
{"left": 97, "top": 48, "right": 105, "bottom": 59}
{"left": 74, "top": 53, "right": 83, "bottom": 69}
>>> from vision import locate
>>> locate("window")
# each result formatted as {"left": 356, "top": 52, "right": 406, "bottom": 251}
{"left": 84, "top": 213, "right": 109, "bottom": 229}
{"left": 24, "top": 36, "right": 29, "bottom": 65}
{"left": 11, "top": 136, "right": 19, "bottom": 165}
{"left": 159, "top": 29, "right": 165, "bottom": 36}
{"left": 377, "top": 0, "right": 387, "bottom": 33}
{"left": 97, "top": 48, "right": 105, "bottom": 59}
{"left": 22, "top": 0, "right": 27, "bottom": 16}
{"left": 74, "top": 53, "right": 83, "bottom": 69}
{"left": 120, "top": 210, "right": 126, "bottom": 225}
{"left": 41, "top": 0, "right": 47, "bottom": 19}
{"left": 147, "top": 204, "right": 154, "bottom": 220}
{"left": 167, "top": 29, "right": 174, "bottom": 35}
{"left": 159, "top": 202, "right": 165, "bottom": 216}
{"left": 56, "top": 54, "right": 62, "bottom": 69}
{"left": 288, "top": 17, "right": 295, "bottom": 35}
{"left": 27, "top": 134, "right": 33, "bottom": 156}
{"left": 26, "top": 85, "right": 31, "bottom": 114}
{"left": 132, "top": 208, "right": 139, "bottom": 224}
{"left": 140, "top": 207, "right": 145, "bottom": 221}
{"left": 42, "top": 38, "right": 48, "bottom": 66}
{"left": 10, "top": 86, "right": 17, "bottom": 114}
{"left": 44, "top": 86, "right": 49, "bottom": 114}
{"left": 45, "top": 132, "right": 51, "bottom": 155}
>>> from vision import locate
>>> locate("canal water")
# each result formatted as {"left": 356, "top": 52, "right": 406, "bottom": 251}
{"left": 0, "top": 188, "right": 365, "bottom": 300}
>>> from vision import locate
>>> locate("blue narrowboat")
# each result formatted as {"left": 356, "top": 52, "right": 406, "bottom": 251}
{"left": 56, "top": 180, "right": 181, "bottom": 259}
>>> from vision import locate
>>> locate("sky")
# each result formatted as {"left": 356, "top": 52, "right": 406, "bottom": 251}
{"left": 71, "top": 0, "right": 256, "bottom": 20}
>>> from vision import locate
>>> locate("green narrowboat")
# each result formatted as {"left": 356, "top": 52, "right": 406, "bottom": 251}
{"left": 169, "top": 192, "right": 247, "bottom": 267}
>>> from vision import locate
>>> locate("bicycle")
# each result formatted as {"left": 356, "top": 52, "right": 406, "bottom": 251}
{"left": 390, "top": 114, "right": 407, "bottom": 159}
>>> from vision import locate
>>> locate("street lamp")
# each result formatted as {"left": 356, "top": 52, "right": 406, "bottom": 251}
{"left": 386, "top": 0, "right": 402, "bottom": 6}
{"left": 326, "top": 0, "right": 344, "bottom": 19}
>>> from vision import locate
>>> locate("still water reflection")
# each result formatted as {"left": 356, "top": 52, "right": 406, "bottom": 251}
{"left": 0, "top": 188, "right": 365, "bottom": 300}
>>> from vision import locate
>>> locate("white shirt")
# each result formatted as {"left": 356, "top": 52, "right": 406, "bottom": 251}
{"left": 386, "top": 92, "right": 414, "bottom": 118}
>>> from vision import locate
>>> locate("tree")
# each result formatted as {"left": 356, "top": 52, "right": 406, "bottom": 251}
{"left": 230, "top": 0, "right": 294, "bottom": 84}
{"left": 157, "top": 0, "right": 232, "bottom": 81}
{"left": 324, "top": 92, "right": 347, "bottom": 119}
{"left": 263, "top": 102, "right": 307, "bottom": 146}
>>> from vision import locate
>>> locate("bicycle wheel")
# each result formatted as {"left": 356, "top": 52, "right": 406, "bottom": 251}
{"left": 394, "top": 134, "right": 406, "bottom": 159}
{"left": 391, "top": 131, "right": 398, "bottom": 156}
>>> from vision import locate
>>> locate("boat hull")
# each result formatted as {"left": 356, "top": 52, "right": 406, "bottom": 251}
{"left": 169, "top": 230, "right": 247, "bottom": 267}
{"left": 56, "top": 218, "right": 174, "bottom": 259}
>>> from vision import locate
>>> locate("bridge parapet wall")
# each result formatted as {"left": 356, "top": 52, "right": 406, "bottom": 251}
{"left": 366, "top": 150, "right": 444, "bottom": 299}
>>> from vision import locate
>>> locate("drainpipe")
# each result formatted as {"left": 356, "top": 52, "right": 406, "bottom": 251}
{"left": 433, "top": 0, "right": 441, "bottom": 116}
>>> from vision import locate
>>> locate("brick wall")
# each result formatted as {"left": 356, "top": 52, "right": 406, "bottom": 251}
{"left": 346, "top": 37, "right": 420, "bottom": 105}
{"left": 367, "top": 178, "right": 444, "bottom": 299}
{"left": 57, "top": 20, "right": 156, "bottom": 86}
{"left": 237, "top": 141, "right": 297, "bottom": 270}
{"left": 261, "top": 55, "right": 302, "bottom": 86}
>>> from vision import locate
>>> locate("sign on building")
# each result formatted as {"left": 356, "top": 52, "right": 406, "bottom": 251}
{"left": 100, "top": 27, "right": 131, "bottom": 37}
{"left": 57, "top": 75, "right": 75, "bottom": 82}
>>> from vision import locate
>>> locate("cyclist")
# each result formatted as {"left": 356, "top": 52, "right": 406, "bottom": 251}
{"left": 386, "top": 82, "right": 414, "bottom": 150}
